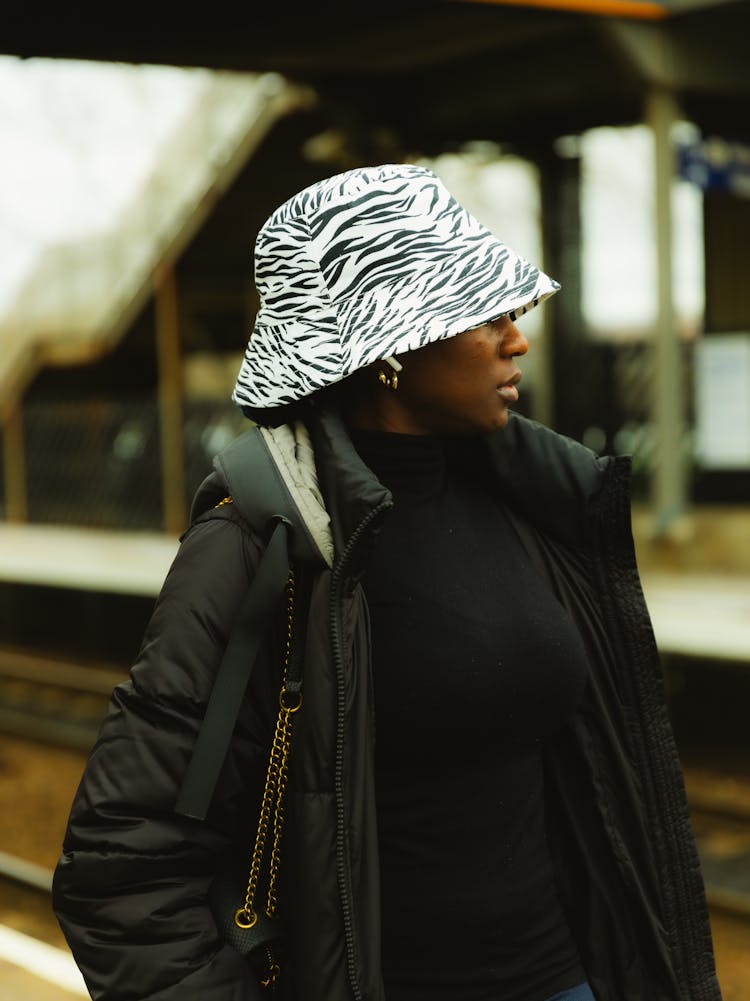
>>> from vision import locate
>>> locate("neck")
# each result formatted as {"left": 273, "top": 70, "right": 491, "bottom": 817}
{"left": 344, "top": 388, "right": 437, "bottom": 436}
{"left": 348, "top": 427, "right": 447, "bottom": 499}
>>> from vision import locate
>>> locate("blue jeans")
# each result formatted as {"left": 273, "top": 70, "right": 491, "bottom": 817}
{"left": 545, "top": 982, "right": 596, "bottom": 1001}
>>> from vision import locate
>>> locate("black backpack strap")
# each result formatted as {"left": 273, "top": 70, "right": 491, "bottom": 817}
{"left": 213, "top": 427, "right": 323, "bottom": 566}
{"left": 175, "top": 517, "right": 292, "bottom": 821}
{"left": 176, "top": 425, "right": 324, "bottom": 821}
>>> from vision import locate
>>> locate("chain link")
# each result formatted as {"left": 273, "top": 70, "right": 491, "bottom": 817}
{"left": 234, "top": 568, "right": 298, "bottom": 934}
{"left": 267, "top": 707, "right": 293, "bottom": 916}
{"left": 260, "top": 947, "right": 281, "bottom": 990}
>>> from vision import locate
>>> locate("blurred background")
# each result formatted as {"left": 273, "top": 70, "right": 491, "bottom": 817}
{"left": 1, "top": 2, "right": 749, "bottom": 997}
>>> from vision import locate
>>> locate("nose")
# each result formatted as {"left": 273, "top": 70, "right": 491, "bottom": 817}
{"left": 502, "top": 320, "right": 529, "bottom": 358}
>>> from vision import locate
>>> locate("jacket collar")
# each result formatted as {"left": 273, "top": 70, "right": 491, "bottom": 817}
{"left": 307, "top": 408, "right": 393, "bottom": 565}
{"left": 483, "top": 413, "right": 621, "bottom": 552}
{"left": 307, "top": 408, "right": 621, "bottom": 560}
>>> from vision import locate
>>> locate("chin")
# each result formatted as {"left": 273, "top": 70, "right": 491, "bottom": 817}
{"left": 484, "top": 409, "right": 510, "bottom": 433}
{"left": 444, "top": 406, "right": 509, "bottom": 436}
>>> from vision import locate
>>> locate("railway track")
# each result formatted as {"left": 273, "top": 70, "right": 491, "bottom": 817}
{"left": 688, "top": 792, "right": 750, "bottom": 921}
{"left": 2, "top": 813, "right": 747, "bottom": 916}
{"left": 0, "top": 646, "right": 125, "bottom": 750}
{"left": 1, "top": 832, "right": 749, "bottom": 1001}
{"left": 0, "top": 647, "right": 748, "bottom": 946}
{"left": 0, "top": 684, "right": 748, "bottom": 997}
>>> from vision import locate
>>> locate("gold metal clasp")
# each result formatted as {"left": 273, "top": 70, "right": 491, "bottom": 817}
{"left": 234, "top": 907, "right": 258, "bottom": 930}
{"left": 279, "top": 690, "right": 303, "bottom": 713}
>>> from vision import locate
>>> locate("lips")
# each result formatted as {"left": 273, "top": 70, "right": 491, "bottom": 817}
{"left": 497, "top": 371, "right": 522, "bottom": 403}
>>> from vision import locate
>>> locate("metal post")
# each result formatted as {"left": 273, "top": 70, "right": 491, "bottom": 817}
{"left": 646, "top": 86, "right": 687, "bottom": 536}
{"left": 154, "top": 265, "right": 187, "bottom": 535}
{"left": 535, "top": 148, "right": 561, "bottom": 430}
{"left": 2, "top": 401, "right": 27, "bottom": 523}
{"left": 534, "top": 292, "right": 555, "bottom": 430}
{"left": 535, "top": 150, "right": 556, "bottom": 430}
{"left": 536, "top": 143, "right": 585, "bottom": 438}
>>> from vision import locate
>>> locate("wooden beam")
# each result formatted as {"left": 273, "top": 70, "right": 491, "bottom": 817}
{"left": 459, "top": 0, "right": 668, "bottom": 19}
{"left": 2, "top": 403, "right": 28, "bottom": 524}
{"left": 603, "top": 15, "right": 750, "bottom": 95}
{"left": 154, "top": 266, "right": 187, "bottom": 536}
{"left": 647, "top": 86, "right": 688, "bottom": 535}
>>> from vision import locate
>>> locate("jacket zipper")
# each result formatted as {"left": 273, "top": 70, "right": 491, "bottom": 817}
{"left": 329, "top": 500, "right": 392, "bottom": 1001}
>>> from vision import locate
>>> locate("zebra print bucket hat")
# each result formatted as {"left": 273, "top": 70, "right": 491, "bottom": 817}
{"left": 233, "top": 163, "right": 559, "bottom": 408}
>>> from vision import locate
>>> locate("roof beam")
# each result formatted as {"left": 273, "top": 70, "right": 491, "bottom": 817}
{"left": 602, "top": 15, "right": 750, "bottom": 95}
{"left": 459, "top": 0, "right": 667, "bottom": 17}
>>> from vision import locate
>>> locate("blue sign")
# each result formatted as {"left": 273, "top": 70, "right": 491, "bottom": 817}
{"left": 678, "top": 137, "right": 750, "bottom": 196}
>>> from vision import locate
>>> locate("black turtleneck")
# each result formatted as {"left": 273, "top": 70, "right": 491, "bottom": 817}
{"left": 349, "top": 429, "right": 588, "bottom": 1001}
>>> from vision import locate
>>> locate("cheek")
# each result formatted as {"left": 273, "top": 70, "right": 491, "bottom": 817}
{"left": 465, "top": 338, "right": 499, "bottom": 373}
{"left": 401, "top": 337, "right": 500, "bottom": 418}
{"left": 462, "top": 352, "right": 501, "bottom": 396}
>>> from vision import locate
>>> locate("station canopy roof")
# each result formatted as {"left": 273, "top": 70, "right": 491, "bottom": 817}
{"left": 3, "top": 1, "right": 750, "bottom": 150}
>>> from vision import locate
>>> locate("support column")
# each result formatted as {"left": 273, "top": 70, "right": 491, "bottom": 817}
{"left": 646, "top": 87, "right": 687, "bottom": 535}
{"left": 2, "top": 400, "right": 27, "bottom": 523}
{"left": 155, "top": 265, "right": 187, "bottom": 535}
{"left": 535, "top": 152, "right": 557, "bottom": 431}
{"left": 537, "top": 143, "right": 590, "bottom": 439}
{"left": 534, "top": 290, "right": 555, "bottom": 430}
{"left": 532, "top": 140, "right": 622, "bottom": 453}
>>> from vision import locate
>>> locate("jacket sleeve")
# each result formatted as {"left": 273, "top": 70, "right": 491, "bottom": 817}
{"left": 52, "top": 513, "right": 274, "bottom": 1001}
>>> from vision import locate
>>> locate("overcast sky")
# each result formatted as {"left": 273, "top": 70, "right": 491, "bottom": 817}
{"left": 0, "top": 57, "right": 211, "bottom": 312}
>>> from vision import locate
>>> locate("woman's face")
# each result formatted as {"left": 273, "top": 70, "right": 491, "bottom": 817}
{"left": 352, "top": 316, "right": 529, "bottom": 436}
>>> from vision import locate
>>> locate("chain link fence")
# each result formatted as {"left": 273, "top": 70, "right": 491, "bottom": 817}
{"left": 0, "top": 339, "right": 728, "bottom": 530}
{"left": 0, "top": 397, "right": 247, "bottom": 531}
{"left": 610, "top": 341, "right": 696, "bottom": 502}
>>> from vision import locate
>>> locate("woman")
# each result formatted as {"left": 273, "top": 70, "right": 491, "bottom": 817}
{"left": 53, "top": 164, "right": 721, "bottom": 1001}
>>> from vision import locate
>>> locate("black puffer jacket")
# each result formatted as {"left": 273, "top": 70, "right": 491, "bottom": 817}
{"left": 53, "top": 410, "right": 721, "bottom": 1001}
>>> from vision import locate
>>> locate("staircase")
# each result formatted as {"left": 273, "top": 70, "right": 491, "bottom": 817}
{"left": 0, "top": 70, "right": 314, "bottom": 408}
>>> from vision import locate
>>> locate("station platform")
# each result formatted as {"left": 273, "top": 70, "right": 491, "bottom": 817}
{"left": 0, "top": 523, "right": 179, "bottom": 598}
{"left": 640, "top": 571, "right": 750, "bottom": 662}
{"left": 0, "top": 924, "right": 87, "bottom": 999}
{"left": 0, "top": 522, "right": 749, "bottom": 663}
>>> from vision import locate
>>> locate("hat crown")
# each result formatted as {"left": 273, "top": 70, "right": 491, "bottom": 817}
{"left": 254, "top": 164, "right": 478, "bottom": 322}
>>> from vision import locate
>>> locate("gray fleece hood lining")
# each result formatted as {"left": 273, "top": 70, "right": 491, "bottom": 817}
{"left": 259, "top": 423, "right": 335, "bottom": 568}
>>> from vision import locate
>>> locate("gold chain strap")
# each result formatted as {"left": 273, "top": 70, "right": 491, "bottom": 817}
{"left": 234, "top": 569, "right": 302, "bottom": 932}
{"left": 260, "top": 947, "right": 281, "bottom": 990}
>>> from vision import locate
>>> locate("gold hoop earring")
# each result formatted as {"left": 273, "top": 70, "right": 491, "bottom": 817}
{"left": 377, "top": 355, "right": 402, "bottom": 391}
{"left": 377, "top": 368, "right": 398, "bottom": 391}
